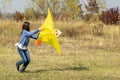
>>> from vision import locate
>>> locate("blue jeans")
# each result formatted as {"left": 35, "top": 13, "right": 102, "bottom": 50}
{"left": 16, "top": 47, "right": 30, "bottom": 72}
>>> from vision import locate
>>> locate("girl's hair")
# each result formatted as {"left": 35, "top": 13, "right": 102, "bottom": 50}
{"left": 21, "top": 21, "right": 30, "bottom": 35}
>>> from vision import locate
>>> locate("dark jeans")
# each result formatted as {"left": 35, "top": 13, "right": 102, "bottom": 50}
{"left": 16, "top": 47, "right": 30, "bottom": 72}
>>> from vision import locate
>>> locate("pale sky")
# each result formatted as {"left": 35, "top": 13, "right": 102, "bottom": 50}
{"left": 106, "top": 0, "right": 120, "bottom": 8}
{"left": 11, "top": 0, "right": 25, "bottom": 13}
{"left": 0, "top": 0, "right": 25, "bottom": 13}
{"left": 0, "top": 0, "right": 120, "bottom": 13}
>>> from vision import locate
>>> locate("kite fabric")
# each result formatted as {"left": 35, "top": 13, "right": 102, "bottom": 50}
{"left": 36, "top": 8, "right": 62, "bottom": 54}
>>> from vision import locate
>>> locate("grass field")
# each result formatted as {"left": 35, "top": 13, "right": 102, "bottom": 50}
{"left": 0, "top": 19, "right": 120, "bottom": 80}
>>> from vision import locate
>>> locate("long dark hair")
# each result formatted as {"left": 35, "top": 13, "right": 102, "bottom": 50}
{"left": 21, "top": 21, "right": 30, "bottom": 35}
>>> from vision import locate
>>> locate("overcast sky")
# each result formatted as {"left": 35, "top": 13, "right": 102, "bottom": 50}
{"left": 0, "top": 0, "right": 120, "bottom": 13}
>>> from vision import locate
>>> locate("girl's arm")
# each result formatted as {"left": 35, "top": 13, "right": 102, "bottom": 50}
{"left": 30, "top": 33, "right": 39, "bottom": 40}
{"left": 24, "top": 29, "right": 40, "bottom": 37}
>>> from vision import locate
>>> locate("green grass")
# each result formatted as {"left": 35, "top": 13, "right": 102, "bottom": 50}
{"left": 0, "top": 19, "right": 120, "bottom": 80}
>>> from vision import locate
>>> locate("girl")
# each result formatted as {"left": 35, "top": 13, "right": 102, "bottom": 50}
{"left": 15, "top": 21, "right": 41, "bottom": 72}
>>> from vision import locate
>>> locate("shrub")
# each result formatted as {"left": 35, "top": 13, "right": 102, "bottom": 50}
{"left": 13, "top": 11, "right": 24, "bottom": 22}
{"left": 99, "top": 7, "right": 119, "bottom": 25}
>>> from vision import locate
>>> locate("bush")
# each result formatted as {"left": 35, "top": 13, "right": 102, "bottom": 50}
{"left": 99, "top": 7, "right": 119, "bottom": 25}
{"left": 13, "top": 11, "right": 24, "bottom": 22}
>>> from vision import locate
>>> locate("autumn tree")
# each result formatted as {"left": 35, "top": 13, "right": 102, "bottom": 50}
{"left": 99, "top": 7, "right": 119, "bottom": 25}
{"left": 82, "top": 0, "right": 106, "bottom": 22}
{"left": 66, "top": 0, "right": 82, "bottom": 19}
{"left": 83, "top": 0, "right": 100, "bottom": 14}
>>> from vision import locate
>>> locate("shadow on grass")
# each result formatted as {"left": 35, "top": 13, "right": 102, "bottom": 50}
{"left": 25, "top": 66, "right": 89, "bottom": 73}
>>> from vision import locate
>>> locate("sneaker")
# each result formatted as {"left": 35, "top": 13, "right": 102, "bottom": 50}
{"left": 16, "top": 64, "right": 20, "bottom": 71}
{"left": 20, "top": 69, "right": 25, "bottom": 73}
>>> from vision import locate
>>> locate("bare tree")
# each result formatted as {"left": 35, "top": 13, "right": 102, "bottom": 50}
{"left": 25, "top": 0, "right": 67, "bottom": 20}
{"left": 0, "top": 0, "right": 12, "bottom": 13}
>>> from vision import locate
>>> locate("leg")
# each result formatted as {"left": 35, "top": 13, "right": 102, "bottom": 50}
{"left": 20, "top": 50, "right": 30, "bottom": 72}
{"left": 16, "top": 47, "right": 27, "bottom": 71}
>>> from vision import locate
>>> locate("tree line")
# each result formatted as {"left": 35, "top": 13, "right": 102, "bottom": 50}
{"left": 0, "top": 0, "right": 120, "bottom": 25}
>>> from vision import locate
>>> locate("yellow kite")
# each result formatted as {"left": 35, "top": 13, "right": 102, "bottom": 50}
{"left": 36, "top": 8, "right": 62, "bottom": 54}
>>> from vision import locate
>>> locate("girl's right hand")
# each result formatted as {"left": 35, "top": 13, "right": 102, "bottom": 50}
{"left": 39, "top": 27, "right": 41, "bottom": 30}
{"left": 39, "top": 27, "right": 44, "bottom": 31}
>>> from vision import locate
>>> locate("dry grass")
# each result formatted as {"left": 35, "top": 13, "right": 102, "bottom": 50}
{"left": 0, "top": 19, "right": 120, "bottom": 80}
